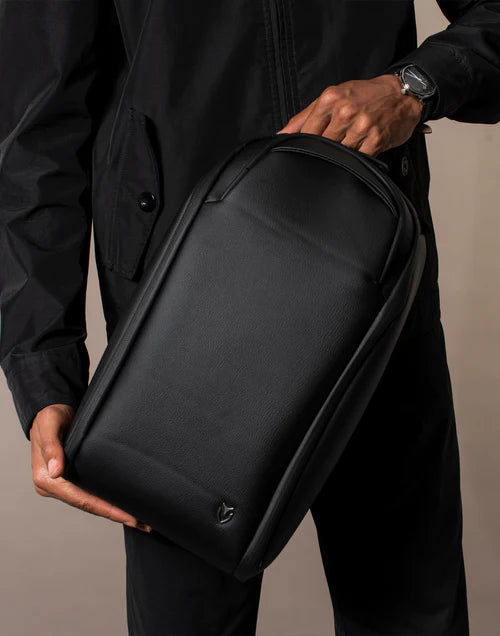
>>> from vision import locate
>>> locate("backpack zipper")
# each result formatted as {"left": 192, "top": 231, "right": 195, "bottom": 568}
{"left": 267, "top": 0, "right": 295, "bottom": 129}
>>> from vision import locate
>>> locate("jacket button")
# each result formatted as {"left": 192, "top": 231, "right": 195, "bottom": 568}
{"left": 137, "top": 191, "right": 157, "bottom": 212}
{"left": 401, "top": 155, "right": 409, "bottom": 176}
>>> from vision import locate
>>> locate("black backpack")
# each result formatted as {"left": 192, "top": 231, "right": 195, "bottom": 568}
{"left": 63, "top": 133, "right": 426, "bottom": 582}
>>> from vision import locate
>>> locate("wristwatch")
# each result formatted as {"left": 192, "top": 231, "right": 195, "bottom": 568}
{"left": 393, "top": 64, "right": 437, "bottom": 123}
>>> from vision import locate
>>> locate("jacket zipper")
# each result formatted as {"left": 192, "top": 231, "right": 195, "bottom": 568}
{"left": 268, "top": 0, "right": 294, "bottom": 129}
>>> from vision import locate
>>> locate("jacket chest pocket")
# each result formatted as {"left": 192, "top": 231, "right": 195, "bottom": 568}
{"left": 100, "top": 106, "right": 162, "bottom": 281}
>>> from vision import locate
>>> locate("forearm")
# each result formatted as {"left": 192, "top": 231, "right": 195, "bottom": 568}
{"left": 0, "top": 0, "right": 102, "bottom": 439}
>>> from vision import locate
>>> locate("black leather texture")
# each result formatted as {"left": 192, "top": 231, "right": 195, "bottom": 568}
{"left": 62, "top": 133, "right": 426, "bottom": 582}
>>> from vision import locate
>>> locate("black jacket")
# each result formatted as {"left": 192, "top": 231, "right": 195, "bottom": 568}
{"left": 1, "top": 0, "right": 500, "bottom": 440}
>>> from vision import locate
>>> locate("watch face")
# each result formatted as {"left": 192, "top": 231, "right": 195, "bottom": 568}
{"left": 401, "top": 65, "right": 436, "bottom": 98}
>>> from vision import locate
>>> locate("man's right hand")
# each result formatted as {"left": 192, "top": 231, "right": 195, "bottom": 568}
{"left": 29, "top": 403, "right": 152, "bottom": 532}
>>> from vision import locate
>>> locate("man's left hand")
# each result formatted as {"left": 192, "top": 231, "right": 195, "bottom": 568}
{"left": 277, "top": 74, "right": 424, "bottom": 157}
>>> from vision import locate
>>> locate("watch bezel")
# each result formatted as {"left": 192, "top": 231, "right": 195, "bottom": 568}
{"left": 399, "top": 64, "right": 436, "bottom": 99}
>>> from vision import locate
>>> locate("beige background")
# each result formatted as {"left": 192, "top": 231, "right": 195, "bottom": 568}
{"left": 1, "top": 4, "right": 499, "bottom": 635}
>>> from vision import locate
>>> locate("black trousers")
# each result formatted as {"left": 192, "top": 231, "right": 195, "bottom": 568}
{"left": 122, "top": 279, "right": 469, "bottom": 636}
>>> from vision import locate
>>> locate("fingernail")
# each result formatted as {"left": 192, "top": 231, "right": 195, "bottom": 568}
{"left": 123, "top": 520, "right": 152, "bottom": 532}
{"left": 48, "top": 458, "right": 58, "bottom": 477}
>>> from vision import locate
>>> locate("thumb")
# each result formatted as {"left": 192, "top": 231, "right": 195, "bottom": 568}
{"left": 41, "top": 438, "right": 65, "bottom": 479}
{"left": 34, "top": 404, "right": 73, "bottom": 478}
{"left": 47, "top": 455, "right": 63, "bottom": 479}
{"left": 38, "top": 427, "right": 67, "bottom": 480}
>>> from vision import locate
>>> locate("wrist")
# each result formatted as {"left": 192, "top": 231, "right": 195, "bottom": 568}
{"left": 35, "top": 403, "right": 75, "bottom": 422}
{"left": 381, "top": 73, "right": 424, "bottom": 118}
{"left": 391, "top": 64, "right": 437, "bottom": 122}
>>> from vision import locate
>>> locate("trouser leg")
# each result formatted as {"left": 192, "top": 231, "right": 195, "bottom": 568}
{"left": 310, "top": 315, "right": 469, "bottom": 636}
{"left": 123, "top": 524, "right": 263, "bottom": 636}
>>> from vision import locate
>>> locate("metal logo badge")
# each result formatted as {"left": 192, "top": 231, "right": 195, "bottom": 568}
{"left": 217, "top": 501, "right": 235, "bottom": 524}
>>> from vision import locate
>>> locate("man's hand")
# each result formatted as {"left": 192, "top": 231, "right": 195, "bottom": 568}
{"left": 277, "top": 74, "right": 425, "bottom": 157}
{"left": 29, "top": 403, "right": 152, "bottom": 532}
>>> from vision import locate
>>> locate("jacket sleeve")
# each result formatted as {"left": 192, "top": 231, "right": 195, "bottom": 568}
{"left": 383, "top": 1, "right": 500, "bottom": 124}
{"left": 0, "top": 0, "right": 103, "bottom": 440}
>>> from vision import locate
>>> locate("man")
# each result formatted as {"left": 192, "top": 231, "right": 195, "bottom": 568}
{"left": 1, "top": 1, "right": 499, "bottom": 634}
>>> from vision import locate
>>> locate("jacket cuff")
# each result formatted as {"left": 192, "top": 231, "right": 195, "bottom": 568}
{"left": 1, "top": 341, "right": 90, "bottom": 440}
{"left": 382, "top": 40, "right": 475, "bottom": 122}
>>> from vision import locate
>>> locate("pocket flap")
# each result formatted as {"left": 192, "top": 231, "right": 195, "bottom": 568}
{"left": 107, "top": 106, "right": 162, "bottom": 280}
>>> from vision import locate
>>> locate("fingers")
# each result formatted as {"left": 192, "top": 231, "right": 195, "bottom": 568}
{"left": 53, "top": 476, "right": 152, "bottom": 532}
{"left": 299, "top": 108, "right": 332, "bottom": 136}
{"left": 277, "top": 99, "right": 316, "bottom": 133}
{"left": 30, "top": 404, "right": 152, "bottom": 533}
{"left": 343, "top": 126, "right": 389, "bottom": 157}
{"left": 300, "top": 87, "right": 345, "bottom": 138}
{"left": 276, "top": 77, "right": 415, "bottom": 157}
{"left": 278, "top": 86, "right": 347, "bottom": 137}
{"left": 33, "top": 455, "right": 153, "bottom": 532}
{"left": 356, "top": 136, "right": 385, "bottom": 157}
